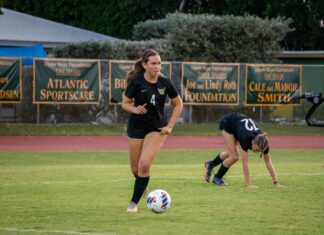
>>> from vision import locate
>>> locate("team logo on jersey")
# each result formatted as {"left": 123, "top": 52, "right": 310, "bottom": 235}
{"left": 158, "top": 87, "right": 166, "bottom": 95}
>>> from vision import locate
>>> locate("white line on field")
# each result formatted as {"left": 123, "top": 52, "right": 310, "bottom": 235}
{"left": 110, "top": 172, "right": 324, "bottom": 181}
{"left": 0, "top": 180, "right": 90, "bottom": 186}
{"left": 0, "top": 227, "right": 115, "bottom": 235}
{"left": 1, "top": 172, "right": 323, "bottom": 186}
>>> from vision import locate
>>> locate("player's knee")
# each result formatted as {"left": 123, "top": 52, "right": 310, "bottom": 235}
{"left": 138, "top": 161, "right": 151, "bottom": 174}
{"left": 230, "top": 154, "right": 240, "bottom": 162}
{"left": 220, "top": 151, "right": 230, "bottom": 159}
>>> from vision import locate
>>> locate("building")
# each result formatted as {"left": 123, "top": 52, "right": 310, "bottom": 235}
{"left": 0, "top": 8, "right": 117, "bottom": 49}
{"left": 278, "top": 51, "right": 324, "bottom": 65}
{"left": 0, "top": 8, "right": 117, "bottom": 122}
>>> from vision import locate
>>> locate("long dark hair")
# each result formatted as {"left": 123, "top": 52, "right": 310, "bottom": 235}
{"left": 125, "top": 49, "right": 159, "bottom": 84}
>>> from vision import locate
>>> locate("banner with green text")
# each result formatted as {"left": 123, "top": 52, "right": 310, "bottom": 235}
{"left": 109, "top": 60, "right": 171, "bottom": 104}
{"left": 33, "top": 58, "right": 101, "bottom": 104}
{"left": 0, "top": 57, "right": 22, "bottom": 103}
{"left": 245, "top": 64, "right": 302, "bottom": 106}
{"left": 182, "top": 62, "right": 239, "bottom": 105}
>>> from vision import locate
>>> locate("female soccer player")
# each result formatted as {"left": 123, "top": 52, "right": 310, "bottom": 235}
{"left": 122, "top": 49, "right": 183, "bottom": 212}
{"left": 204, "top": 112, "right": 282, "bottom": 188}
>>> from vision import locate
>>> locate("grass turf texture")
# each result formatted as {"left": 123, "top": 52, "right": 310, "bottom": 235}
{"left": 0, "top": 150, "right": 323, "bottom": 235}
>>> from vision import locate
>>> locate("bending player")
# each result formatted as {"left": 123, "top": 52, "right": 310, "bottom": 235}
{"left": 204, "top": 112, "right": 283, "bottom": 188}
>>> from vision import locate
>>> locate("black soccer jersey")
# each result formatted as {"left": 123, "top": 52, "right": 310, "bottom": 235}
{"left": 219, "top": 113, "right": 269, "bottom": 154}
{"left": 125, "top": 73, "right": 179, "bottom": 130}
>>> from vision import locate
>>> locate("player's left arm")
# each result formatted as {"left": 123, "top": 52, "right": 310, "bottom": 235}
{"left": 159, "top": 95, "right": 183, "bottom": 135}
{"left": 263, "top": 152, "right": 283, "bottom": 187}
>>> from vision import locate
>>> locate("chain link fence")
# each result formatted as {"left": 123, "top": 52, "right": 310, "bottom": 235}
{"left": 1, "top": 61, "right": 323, "bottom": 125}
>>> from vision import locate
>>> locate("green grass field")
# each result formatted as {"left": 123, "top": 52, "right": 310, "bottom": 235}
{"left": 1, "top": 149, "right": 323, "bottom": 235}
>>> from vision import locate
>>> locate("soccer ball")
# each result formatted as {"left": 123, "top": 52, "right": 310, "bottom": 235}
{"left": 146, "top": 189, "right": 171, "bottom": 213}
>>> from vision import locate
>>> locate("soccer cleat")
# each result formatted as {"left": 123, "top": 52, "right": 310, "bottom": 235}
{"left": 126, "top": 201, "right": 138, "bottom": 212}
{"left": 212, "top": 176, "right": 228, "bottom": 186}
{"left": 204, "top": 161, "right": 214, "bottom": 182}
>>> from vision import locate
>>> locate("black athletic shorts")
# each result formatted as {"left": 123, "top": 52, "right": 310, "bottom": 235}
{"left": 127, "top": 119, "right": 160, "bottom": 139}
{"left": 219, "top": 112, "right": 245, "bottom": 134}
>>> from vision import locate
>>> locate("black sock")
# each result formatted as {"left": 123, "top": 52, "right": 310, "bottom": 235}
{"left": 210, "top": 153, "right": 223, "bottom": 167}
{"left": 215, "top": 164, "right": 229, "bottom": 179}
{"left": 131, "top": 176, "right": 150, "bottom": 204}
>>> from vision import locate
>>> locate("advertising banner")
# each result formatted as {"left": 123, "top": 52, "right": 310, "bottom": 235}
{"left": 182, "top": 62, "right": 239, "bottom": 105}
{"left": 33, "top": 58, "right": 101, "bottom": 104}
{"left": 0, "top": 57, "right": 22, "bottom": 103}
{"left": 246, "top": 64, "right": 302, "bottom": 106}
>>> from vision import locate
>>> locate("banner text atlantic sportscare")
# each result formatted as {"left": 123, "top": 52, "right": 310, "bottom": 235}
{"left": 34, "top": 59, "right": 100, "bottom": 104}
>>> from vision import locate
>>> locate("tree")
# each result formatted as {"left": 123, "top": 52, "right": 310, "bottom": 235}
{"left": 264, "top": 0, "right": 324, "bottom": 50}
{"left": 176, "top": 0, "right": 324, "bottom": 50}
{"left": 3, "top": 0, "right": 180, "bottom": 39}
{"left": 3, "top": 0, "right": 323, "bottom": 49}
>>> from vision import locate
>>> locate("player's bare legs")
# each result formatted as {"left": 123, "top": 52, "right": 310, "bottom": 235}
{"left": 128, "top": 139, "right": 144, "bottom": 177}
{"left": 212, "top": 130, "right": 239, "bottom": 185}
{"left": 127, "top": 132, "right": 167, "bottom": 212}
{"left": 138, "top": 132, "right": 167, "bottom": 177}
{"left": 221, "top": 130, "right": 240, "bottom": 167}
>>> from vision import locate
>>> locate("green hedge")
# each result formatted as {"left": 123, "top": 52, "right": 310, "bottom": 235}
{"left": 54, "top": 39, "right": 174, "bottom": 61}
{"left": 54, "top": 13, "right": 292, "bottom": 63}
{"left": 133, "top": 18, "right": 167, "bottom": 40}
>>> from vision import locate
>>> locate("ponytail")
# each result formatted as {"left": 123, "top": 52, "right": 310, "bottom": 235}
{"left": 253, "top": 133, "right": 269, "bottom": 161}
{"left": 126, "top": 60, "right": 144, "bottom": 85}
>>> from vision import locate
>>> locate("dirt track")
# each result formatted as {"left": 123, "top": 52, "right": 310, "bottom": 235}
{"left": 0, "top": 136, "right": 323, "bottom": 152}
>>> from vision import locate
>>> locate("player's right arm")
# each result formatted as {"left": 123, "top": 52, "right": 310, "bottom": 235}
{"left": 121, "top": 94, "right": 147, "bottom": 115}
{"left": 241, "top": 150, "right": 252, "bottom": 188}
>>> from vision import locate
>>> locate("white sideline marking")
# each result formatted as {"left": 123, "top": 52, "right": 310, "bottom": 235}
{"left": 0, "top": 180, "right": 90, "bottom": 186}
{"left": 1, "top": 172, "right": 323, "bottom": 186}
{"left": 111, "top": 172, "right": 324, "bottom": 181}
{"left": 0, "top": 227, "right": 115, "bottom": 235}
